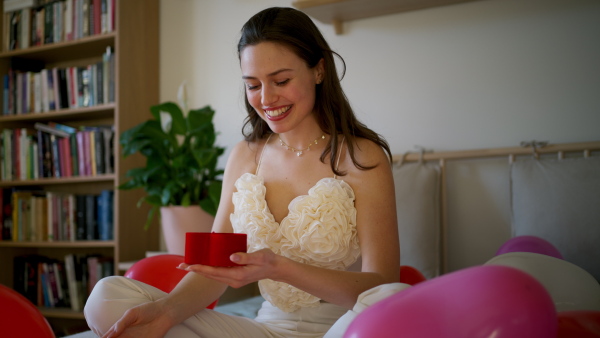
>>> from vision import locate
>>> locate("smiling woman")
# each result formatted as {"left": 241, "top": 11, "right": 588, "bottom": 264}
{"left": 84, "top": 7, "right": 401, "bottom": 338}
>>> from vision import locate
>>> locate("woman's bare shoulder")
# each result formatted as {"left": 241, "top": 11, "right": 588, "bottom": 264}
{"left": 346, "top": 137, "right": 391, "bottom": 171}
{"left": 224, "top": 137, "right": 270, "bottom": 177}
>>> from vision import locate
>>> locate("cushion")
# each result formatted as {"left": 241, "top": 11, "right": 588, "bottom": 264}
{"left": 510, "top": 157, "right": 600, "bottom": 281}
{"left": 393, "top": 162, "right": 441, "bottom": 279}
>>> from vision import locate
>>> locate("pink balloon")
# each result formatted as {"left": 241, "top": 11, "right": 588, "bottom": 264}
{"left": 496, "top": 235, "right": 563, "bottom": 259}
{"left": 344, "top": 265, "right": 557, "bottom": 338}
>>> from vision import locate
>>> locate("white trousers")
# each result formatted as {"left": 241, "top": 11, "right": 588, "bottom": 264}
{"left": 84, "top": 276, "right": 410, "bottom": 338}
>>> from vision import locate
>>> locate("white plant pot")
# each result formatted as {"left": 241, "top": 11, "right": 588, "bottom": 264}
{"left": 160, "top": 206, "right": 214, "bottom": 256}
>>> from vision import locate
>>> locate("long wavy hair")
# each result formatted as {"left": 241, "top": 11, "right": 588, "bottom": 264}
{"left": 238, "top": 7, "right": 392, "bottom": 176}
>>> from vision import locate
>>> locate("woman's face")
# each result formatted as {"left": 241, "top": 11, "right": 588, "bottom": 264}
{"left": 240, "top": 42, "right": 323, "bottom": 134}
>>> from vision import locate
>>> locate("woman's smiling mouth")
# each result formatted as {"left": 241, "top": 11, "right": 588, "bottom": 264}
{"left": 264, "top": 105, "right": 292, "bottom": 120}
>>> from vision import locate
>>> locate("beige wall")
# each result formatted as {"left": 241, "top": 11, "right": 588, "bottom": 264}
{"left": 159, "top": 0, "right": 600, "bottom": 272}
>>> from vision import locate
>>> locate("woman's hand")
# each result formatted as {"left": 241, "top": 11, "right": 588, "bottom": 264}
{"left": 101, "top": 301, "right": 172, "bottom": 338}
{"left": 179, "top": 249, "right": 282, "bottom": 288}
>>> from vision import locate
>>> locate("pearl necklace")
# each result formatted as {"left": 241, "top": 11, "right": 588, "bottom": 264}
{"left": 278, "top": 134, "right": 325, "bottom": 156}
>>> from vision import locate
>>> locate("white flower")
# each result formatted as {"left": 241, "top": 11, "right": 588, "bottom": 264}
{"left": 176, "top": 135, "right": 185, "bottom": 146}
{"left": 159, "top": 111, "right": 172, "bottom": 133}
{"left": 177, "top": 81, "right": 189, "bottom": 117}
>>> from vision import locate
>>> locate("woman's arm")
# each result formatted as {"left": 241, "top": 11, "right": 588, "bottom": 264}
{"left": 185, "top": 139, "right": 399, "bottom": 309}
{"left": 103, "top": 141, "right": 257, "bottom": 337}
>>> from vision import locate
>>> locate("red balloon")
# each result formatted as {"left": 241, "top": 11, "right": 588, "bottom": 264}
{"left": 496, "top": 235, "right": 563, "bottom": 259}
{"left": 125, "top": 254, "right": 217, "bottom": 309}
{"left": 0, "top": 284, "right": 55, "bottom": 338}
{"left": 557, "top": 311, "right": 600, "bottom": 337}
{"left": 344, "top": 265, "right": 557, "bottom": 338}
{"left": 399, "top": 265, "right": 427, "bottom": 285}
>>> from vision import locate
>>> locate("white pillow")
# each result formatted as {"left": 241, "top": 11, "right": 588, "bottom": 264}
{"left": 393, "top": 162, "right": 441, "bottom": 279}
{"left": 511, "top": 157, "right": 600, "bottom": 281}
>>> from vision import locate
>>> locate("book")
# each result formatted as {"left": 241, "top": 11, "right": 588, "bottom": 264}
{"left": 94, "top": 127, "right": 104, "bottom": 174}
{"left": 47, "top": 66, "right": 56, "bottom": 110}
{"left": 97, "top": 189, "right": 112, "bottom": 240}
{"left": 103, "top": 127, "right": 114, "bottom": 174}
{"left": 34, "top": 122, "right": 70, "bottom": 138}
{"left": 13, "top": 254, "right": 44, "bottom": 305}
{"left": 39, "top": 130, "right": 52, "bottom": 178}
{"left": 86, "top": 255, "right": 98, "bottom": 295}
{"left": 3, "top": 0, "right": 41, "bottom": 13}
{"left": 64, "top": 0, "right": 73, "bottom": 41}
{"left": 81, "top": 130, "right": 90, "bottom": 176}
{"left": 43, "top": 1, "right": 52, "bottom": 44}
{"left": 85, "top": 194, "right": 97, "bottom": 240}
{"left": 70, "top": 134, "right": 78, "bottom": 176}
{"left": 64, "top": 253, "right": 81, "bottom": 311}
{"left": 76, "top": 131, "right": 85, "bottom": 176}
{"left": 57, "top": 67, "right": 69, "bottom": 109}
{"left": 46, "top": 191, "right": 54, "bottom": 241}
{"left": 59, "top": 136, "right": 72, "bottom": 177}
{"left": 2, "top": 129, "right": 13, "bottom": 180}
{"left": 48, "top": 261, "right": 62, "bottom": 307}
{"left": 54, "top": 260, "right": 70, "bottom": 308}
{"left": 1, "top": 189, "right": 13, "bottom": 240}
{"left": 81, "top": 66, "right": 90, "bottom": 106}
{"left": 67, "top": 194, "right": 76, "bottom": 241}
{"left": 88, "top": 130, "right": 96, "bottom": 176}
{"left": 20, "top": 8, "right": 29, "bottom": 50}
{"left": 49, "top": 134, "right": 60, "bottom": 177}
{"left": 11, "top": 190, "right": 32, "bottom": 241}
{"left": 75, "top": 194, "right": 86, "bottom": 240}
{"left": 32, "top": 195, "right": 46, "bottom": 241}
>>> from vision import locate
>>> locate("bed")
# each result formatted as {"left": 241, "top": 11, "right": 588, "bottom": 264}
{"left": 64, "top": 140, "right": 600, "bottom": 337}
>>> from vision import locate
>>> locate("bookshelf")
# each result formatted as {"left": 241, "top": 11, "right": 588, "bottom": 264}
{"left": 292, "top": 0, "right": 482, "bottom": 34}
{"left": 0, "top": 0, "right": 159, "bottom": 334}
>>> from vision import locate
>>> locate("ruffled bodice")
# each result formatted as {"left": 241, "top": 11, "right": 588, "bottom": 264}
{"left": 230, "top": 173, "right": 360, "bottom": 312}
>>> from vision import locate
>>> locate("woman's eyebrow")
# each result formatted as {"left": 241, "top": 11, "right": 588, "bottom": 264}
{"left": 242, "top": 68, "right": 293, "bottom": 80}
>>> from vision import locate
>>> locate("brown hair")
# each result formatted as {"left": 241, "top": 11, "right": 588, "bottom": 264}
{"left": 238, "top": 7, "right": 392, "bottom": 176}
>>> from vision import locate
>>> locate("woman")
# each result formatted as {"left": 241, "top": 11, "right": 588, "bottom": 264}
{"left": 85, "top": 7, "right": 401, "bottom": 338}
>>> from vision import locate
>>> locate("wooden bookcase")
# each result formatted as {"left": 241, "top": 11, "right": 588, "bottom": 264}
{"left": 0, "top": 0, "right": 159, "bottom": 333}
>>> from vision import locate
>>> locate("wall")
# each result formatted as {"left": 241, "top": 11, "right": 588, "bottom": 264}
{"left": 159, "top": 0, "right": 600, "bottom": 272}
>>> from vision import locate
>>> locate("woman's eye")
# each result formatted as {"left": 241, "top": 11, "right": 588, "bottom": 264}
{"left": 246, "top": 84, "right": 259, "bottom": 90}
{"left": 275, "top": 79, "right": 289, "bottom": 86}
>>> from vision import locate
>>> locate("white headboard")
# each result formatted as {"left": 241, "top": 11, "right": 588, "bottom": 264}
{"left": 392, "top": 141, "right": 600, "bottom": 279}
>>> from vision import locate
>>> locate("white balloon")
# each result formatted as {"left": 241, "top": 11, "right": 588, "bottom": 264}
{"left": 485, "top": 252, "right": 600, "bottom": 312}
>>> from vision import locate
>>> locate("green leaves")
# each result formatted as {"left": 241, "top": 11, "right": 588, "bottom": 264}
{"left": 119, "top": 101, "right": 225, "bottom": 227}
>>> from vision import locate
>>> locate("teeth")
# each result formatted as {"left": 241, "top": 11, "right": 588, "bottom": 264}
{"left": 266, "top": 106, "right": 291, "bottom": 117}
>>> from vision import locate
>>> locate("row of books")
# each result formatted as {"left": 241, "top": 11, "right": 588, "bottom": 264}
{"left": 4, "top": 0, "right": 115, "bottom": 51}
{"left": 0, "top": 122, "right": 114, "bottom": 181}
{"left": 13, "top": 253, "right": 114, "bottom": 311}
{"left": 3, "top": 46, "right": 115, "bottom": 115}
{"left": 1, "top": 188, "right": 114, "bottom": 241}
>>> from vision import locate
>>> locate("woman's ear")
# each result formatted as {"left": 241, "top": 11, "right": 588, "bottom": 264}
{"left": 315, "top": 58, "right": 325, "bottom": 84}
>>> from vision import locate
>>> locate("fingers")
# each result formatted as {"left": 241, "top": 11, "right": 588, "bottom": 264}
{"left": 102, "top": 326, "right": 117, "bottom": 338}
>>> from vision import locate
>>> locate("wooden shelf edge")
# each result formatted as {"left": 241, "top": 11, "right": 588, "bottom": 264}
{"left": 0, "top": 103, "right": 115, "bottom": 122}
{"left": 0, "top": 174, "right": 116, "bottom": 187}
{"left": 39, "top": 307, "right": 85, "bottom": 319}
{"left": 0, "top": 32, "right": 116, "bottom": 58}
{"left": 293, "top": 0, "right": 483, "bottom": 34}
{"left": 0, "top": 240, "right": 116, "bottom": 248}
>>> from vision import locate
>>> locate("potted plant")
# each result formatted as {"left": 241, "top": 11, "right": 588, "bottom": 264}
{"left": 119, "top": 88, "right": 225, "bottom": 254}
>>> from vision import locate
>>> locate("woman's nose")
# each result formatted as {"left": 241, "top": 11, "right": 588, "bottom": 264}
{"left": 261, "top": 85, "right": 278, "bottom": 106}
